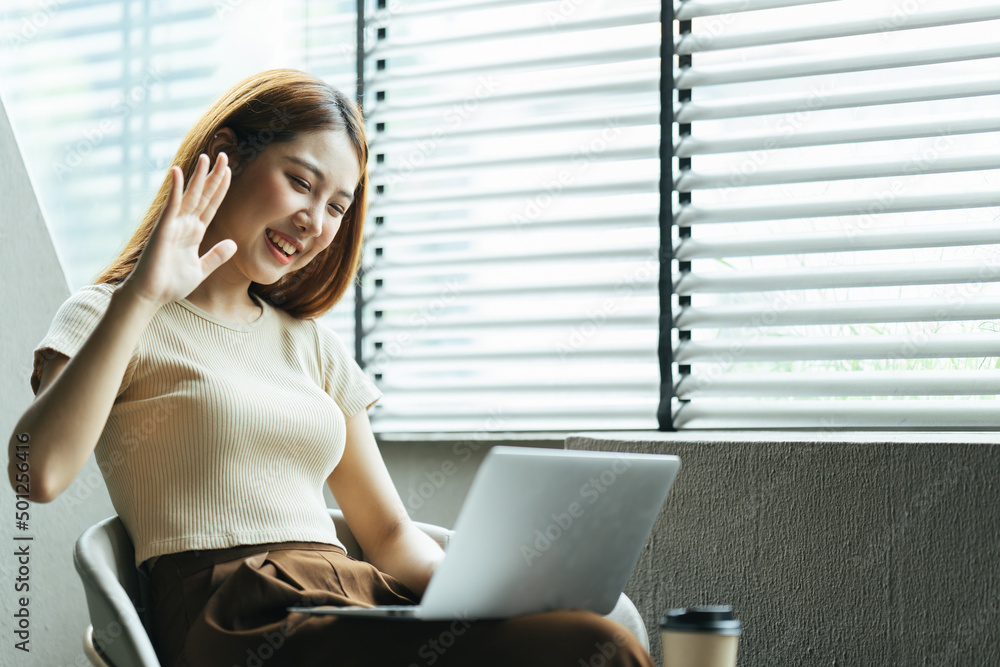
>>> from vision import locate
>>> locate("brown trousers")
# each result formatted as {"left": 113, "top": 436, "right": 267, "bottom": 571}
{"left": 145, "top": 540, "right": 655, "bottom": 667}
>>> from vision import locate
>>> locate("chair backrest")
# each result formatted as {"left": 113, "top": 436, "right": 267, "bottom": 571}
{"left": 74, "top": 516, "right": 161, "bottom": 667}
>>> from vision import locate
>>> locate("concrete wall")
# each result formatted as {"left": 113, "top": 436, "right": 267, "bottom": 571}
{"left": 1, "top": 93, "right": 119, "bottom": 666}
{"left": 568, "top": 431, "right": 1000, "bottom": 667}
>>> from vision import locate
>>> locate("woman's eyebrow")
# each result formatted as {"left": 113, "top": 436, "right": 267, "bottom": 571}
{"left": 285, "top": 155, "right": 354, "bottom": 201}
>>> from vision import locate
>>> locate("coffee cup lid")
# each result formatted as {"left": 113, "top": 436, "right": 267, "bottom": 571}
{"left": 659, "top": 605, "right": 742, "bottom": 635}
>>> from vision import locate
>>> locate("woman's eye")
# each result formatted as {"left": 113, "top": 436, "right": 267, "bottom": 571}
{"left": 328, "top": 204, "right": 345, "bottom": 215}
{"left": 289, "top": 175, "right": 309, "bottom": 191}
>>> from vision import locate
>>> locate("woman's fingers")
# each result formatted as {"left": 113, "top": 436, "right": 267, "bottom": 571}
{"left": 180, "top": 154, "right": 210, "bottom": 216}
{"left": 199, "top": 154, "right": 231, "bottom": 223}
{"left": 200, "top": 239, "right": 238, "bottom": 276}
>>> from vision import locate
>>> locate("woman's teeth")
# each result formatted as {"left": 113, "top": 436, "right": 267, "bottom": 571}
{"left": 267, "top": 230, "right": 296, "bottom": 256}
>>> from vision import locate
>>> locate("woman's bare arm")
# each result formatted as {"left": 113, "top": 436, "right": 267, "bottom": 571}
{"left": 8, "top": 286, "right": 162, "bottom": 502}
{"left": 7, "top": 153, "right": 234, "bottom": 503}
{"left": 327, "top": 410, "right": 445, "bottom": 596}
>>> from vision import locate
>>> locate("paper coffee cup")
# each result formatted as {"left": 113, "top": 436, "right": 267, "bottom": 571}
{"left": 660, "top": 605, "right": 741, "bottom": 667}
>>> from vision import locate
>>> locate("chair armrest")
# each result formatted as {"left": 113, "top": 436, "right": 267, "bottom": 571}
{"left": 604, "top": 593, "right": 650, "bottom": 652}
{"left": 410, "top": 518, "right": 452, "bottom": 551}
{"left": 74, "top": 517, "right": 162, "bottom": 667}
{"left": 83, "top": 625, "right": 112, "bottom": 667}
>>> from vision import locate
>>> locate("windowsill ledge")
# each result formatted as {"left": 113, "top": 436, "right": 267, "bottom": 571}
{"left": 376, "top": 431, "right": 568, "bottom": 445}
{"left": 376, "top": 430, "right": 1000, "bottom": 447}
{"left": 566, "top": 430, "right": 1000, "bottom": 446}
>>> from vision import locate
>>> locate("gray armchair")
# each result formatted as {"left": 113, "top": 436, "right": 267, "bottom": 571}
{"left": 75, "top": 510, "right": 649, "bottom": 666}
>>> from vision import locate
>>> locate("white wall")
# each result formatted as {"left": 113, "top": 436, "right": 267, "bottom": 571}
{"left": 1, "top": 92, "right": 118, "bottom": 667}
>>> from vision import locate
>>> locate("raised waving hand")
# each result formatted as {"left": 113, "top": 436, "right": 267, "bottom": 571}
{"left": 124, "top": 152, "right": 236, "bottom": 308}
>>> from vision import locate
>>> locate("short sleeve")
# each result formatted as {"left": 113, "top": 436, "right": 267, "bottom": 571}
{"left": 31, "top": 283, "right": 139, "bottom": 398}
{"left": 314, "top": 320, "right": 382, "bottom": 419}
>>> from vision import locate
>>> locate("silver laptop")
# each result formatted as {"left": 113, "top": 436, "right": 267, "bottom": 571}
{"left": 288, "top": 446, "right": 680, "bottom": 621}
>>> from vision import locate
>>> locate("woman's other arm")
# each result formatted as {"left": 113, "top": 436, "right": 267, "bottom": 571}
{"left": 7, "top": 153, "right": 234, "bottom": 503}
{"left": 327, "top": 410, "right": 445, "bottom": 597}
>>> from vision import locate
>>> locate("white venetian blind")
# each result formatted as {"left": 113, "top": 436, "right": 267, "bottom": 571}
{"left": 670, "top": 0, "right": 1000, "bottom": 429}
{"left": 361, "top": 0, "right": 662, "bottom": 432}
{"left": 0, "top": 0, "right": 219, "bottom": 287}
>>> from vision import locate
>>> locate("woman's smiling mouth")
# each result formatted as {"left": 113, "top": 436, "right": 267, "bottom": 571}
{"left": 265, "top": 229, "right": 298, "bottom": 264}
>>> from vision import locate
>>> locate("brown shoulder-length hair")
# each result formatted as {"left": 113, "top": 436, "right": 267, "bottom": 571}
{"left": 94, "top": 69, "right": 369, "bottom": 319}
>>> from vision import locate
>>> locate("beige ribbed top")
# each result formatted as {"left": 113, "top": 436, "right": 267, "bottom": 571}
{"left": 32, "top": 283, "right": 381, "bottom": 567}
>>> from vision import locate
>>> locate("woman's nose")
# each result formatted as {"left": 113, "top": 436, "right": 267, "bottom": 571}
{"left": 293, "top": 208, "right": 323, "bottom": 237}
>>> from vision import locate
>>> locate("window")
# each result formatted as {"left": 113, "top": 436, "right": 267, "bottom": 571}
{"left": 8, "top": 0, "right": 999, "bottom": 433}
{"left": 4, "top": 1, "right": 660, "bottom": 434}
{"left": 668, "top": 0, "right": 1000, "bottom": 429}
{"left": 361, "top": 0, "right": 661, "bottom": 432}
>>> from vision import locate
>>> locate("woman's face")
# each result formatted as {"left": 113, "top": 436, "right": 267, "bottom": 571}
{"left": 205, "top": 128, "right": 362, "bottom": 287}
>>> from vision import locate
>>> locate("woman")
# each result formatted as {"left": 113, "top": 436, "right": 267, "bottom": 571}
{"left": 9, "top": 69, "right": 654, "bottom": 667}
